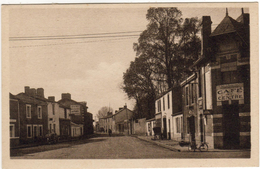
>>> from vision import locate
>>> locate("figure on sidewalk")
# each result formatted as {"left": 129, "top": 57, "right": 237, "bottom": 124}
{"left": 108, "top": 129, "right": 112, "bottom": 137}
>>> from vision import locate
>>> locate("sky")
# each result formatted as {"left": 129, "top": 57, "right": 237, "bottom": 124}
{"left": 8, "top": 5, "right": 249, "bottom": 120}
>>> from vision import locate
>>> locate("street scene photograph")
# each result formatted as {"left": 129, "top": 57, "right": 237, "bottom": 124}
{"left": 3, "top": 2, "right": 258, "bottom": 168}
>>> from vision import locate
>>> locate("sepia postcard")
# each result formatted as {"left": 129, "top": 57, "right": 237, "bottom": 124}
{"left": 2, "top": 2, "right": 259, "bottom": 168}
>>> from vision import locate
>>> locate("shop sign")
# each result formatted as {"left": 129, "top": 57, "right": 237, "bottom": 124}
{"left": 216, "top": 83, "right": 244, "bottom": 102}
{"left": 71, "top": 105, "right": 81, "bottom": 115}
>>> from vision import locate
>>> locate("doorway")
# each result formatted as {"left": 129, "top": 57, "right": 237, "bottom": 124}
{"left": 163, "top": 117, "right": 167, "bottom": 139}
{"left": 223, "top": 104, "right": 240, "bottom": 149}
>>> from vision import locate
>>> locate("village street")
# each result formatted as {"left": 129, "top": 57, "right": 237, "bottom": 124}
{"left": 11, "top": 134, "right": 250, "bottom": 159}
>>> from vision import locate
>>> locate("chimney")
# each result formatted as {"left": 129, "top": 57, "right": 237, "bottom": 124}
{"left": 29, "top": 88, "right": 36, "bottom": 96}
{"left": 48, "top": 96, "right": 55, "bottom": 102}
{"left": 124, "top": 105, "right": 127, "bottom": 109}
{"left": 201, "top": 16, "right": 212, "bottom": 57}
{"left": 37, "top": 88, "right": 44, "bottom": 98}
{"left": 25, "top": 86, "right": 30, "bottom": 95}
{"left": 79, "top": 102, "right": 87, "bottom": 107}
{"left": 115, "top": 110, "right": 118, "bottom": 114}
{"left": 62, "top": 93, "right": 71, "bottom": 100}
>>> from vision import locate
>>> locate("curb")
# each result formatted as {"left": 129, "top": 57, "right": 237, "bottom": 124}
{"left": 134, "top": 136, "right": 181, "bottom": 152}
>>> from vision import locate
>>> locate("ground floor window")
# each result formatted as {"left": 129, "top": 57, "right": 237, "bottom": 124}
{"left": 10, "top": 124, "right": 15, "bottom": 138}
{"left": 27, "top": 125, "right": 32, "bottom": 138}
{"left": 176, "top": 117, "right": 183, "bottom": 133}
{"left": 38, "top": 125, "right": 43, "bottom": 137}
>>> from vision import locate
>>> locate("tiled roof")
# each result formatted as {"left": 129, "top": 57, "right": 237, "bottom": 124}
{"left": 210, "top": 15, "right": 243, "bottom": 37}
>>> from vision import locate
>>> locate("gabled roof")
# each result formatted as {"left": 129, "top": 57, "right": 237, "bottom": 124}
{"left": 210, "top": 15, "right": 243, "bottom": 37}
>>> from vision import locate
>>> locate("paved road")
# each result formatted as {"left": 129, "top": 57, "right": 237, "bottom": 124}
{"left": 11, "top": 135, "right": 250, "bottom": 159}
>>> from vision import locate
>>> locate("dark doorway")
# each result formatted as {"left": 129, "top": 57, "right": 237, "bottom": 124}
{"left": 168, "top": 119, "right": 171, "bottom": 140}
{"left": 163, "top": 117, "right": 167, "bottom": 139}
{"left": 223, "top": 104, "right": 240, "bottom": 149}
{"left": 188, "top": 116, "right": 196, "bottom": 143}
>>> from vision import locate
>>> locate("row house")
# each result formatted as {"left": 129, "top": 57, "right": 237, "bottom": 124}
{"left": 182, "top": 9, "right": 250, "bottom": 149}
{"left": 9, "top": 94, "right": 20, "bottom": 147}
{"left": 58, "top": 93, "right": 91, "bottom": 138}
{"left": 14, "top": 87, "right": 48, "bottom": 144}
{"left": 10, "top": 87, "right": 94, "bottom": 146}
{"left": 154, "top": 86, "right": 182, "bottom": 140}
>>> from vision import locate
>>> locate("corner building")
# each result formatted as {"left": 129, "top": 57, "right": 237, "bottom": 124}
{"left": 192, "top": 10, "right": 250, "bottom": 149}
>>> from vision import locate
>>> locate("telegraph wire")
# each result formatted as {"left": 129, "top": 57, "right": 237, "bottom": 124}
{"left": 9, "top": 36, "right": 139, "bottom": 48}
{"left": 9, "top": 31, "right": 142, "bottom": 39}
{"left": 9, "top": 34, "right": 140, "bottom": 41}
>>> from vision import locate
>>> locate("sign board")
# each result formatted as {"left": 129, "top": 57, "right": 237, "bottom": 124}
{"left": 70, "top": 105, "right": 81, "bottom": 115}
{"left": 216, "top": 83, "right": 244, "bottom": 102}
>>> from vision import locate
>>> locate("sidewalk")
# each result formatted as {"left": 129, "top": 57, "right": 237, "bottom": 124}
{"left": 135, "top": 135, "right": 251, "bottom": 152}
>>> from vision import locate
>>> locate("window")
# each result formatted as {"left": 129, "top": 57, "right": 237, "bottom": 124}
{"left": 163, "top": 97, "right": 165, "bottom": 111}
{"left": 27, "top": 125, "right": 32, "bottom": 138}
{"left": 37, "top": 106, "right": 42, "bottom": 119}
{"left": 33, "top": 125, "right": 37, "bottom": 137}
{"left": 176, "top": 118, "right": 180, "bottom": 133}
{"left": 38, "top": 125, "right": 43, "bottom": 137}
{"left": 167, "top": 94, "right": 170, "bottom": 109}
{"left": 185, "top": 87, "right": 189, "bottom": 105}
{"left": 198, "top": 70, "right": 202, "bottom": 97}
{"left": 26, "top": 104, "right": 31, "bottom": 118}
{"left": 52, "top": 103, "right": 55, "bottom": 115}
{"left": 222, "top": 71, "right": 238, "bottom": 84}
{"left": 10, "top": 124, "right": 15, "bottom": 138}
{"left": 191, "top": 83, "right": 195, "bottom": 104}
{"left": 157, "top": 100, "right": 161, "bottom": 112}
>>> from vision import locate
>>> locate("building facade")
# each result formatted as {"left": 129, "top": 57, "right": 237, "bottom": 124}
{"left": 191, "top": 10, "right": 250, "bottom": 149}
{"left": 154, "top": 86, "right": 182, "bottom": 140}
{"left": 9, "top": 94, "right": 20, "bottom": 147}
{"left": 114, "top": 105, "right": 133, "bottom": 135}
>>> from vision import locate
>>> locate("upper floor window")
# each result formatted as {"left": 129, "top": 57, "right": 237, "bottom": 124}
{"left": 198, "top": 70, "right": 202, "bottom": 97}
{"left": 191, "top": 83, "right": 195, "bottom": 104}
{"left": 52, "top": 103, "right": 55, "bottom": 115}
{"left": 157, "top": 100, "right": 161, "bottom": 112}
{"left": 163, "top": 97, "right": 165, "bottom": 111}
{"left": 37, "top": 106, "right": 42, "bottom": 119}
{"left": 26, "top": 104, "right": 31, "bottom": 118}
{"left": 167, "top": 94, "right": 170, "bottom": 109}
{"left": 185, "top": 87, "right": 189, "bottom": 105}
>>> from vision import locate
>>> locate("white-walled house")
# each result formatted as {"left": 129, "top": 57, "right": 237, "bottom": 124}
{"left": 154, "top": 86, "right": 182, "bottom": 140}
{"left": 47, "top": 96, "right": 60, "bottom": 135}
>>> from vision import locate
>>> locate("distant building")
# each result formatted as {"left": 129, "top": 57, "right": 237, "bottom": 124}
{"left": 114, "top": 105, "right": 133, "bottom": 135}
{"left": 58, "top": 93, "right": 93, "bottom": 136}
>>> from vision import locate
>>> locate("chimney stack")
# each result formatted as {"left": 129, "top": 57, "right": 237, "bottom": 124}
{"left": 201, "top": 16, "right": 212, "bottom": 57}
{"left": 25, "top": 86, "right": 30, "bottom": 95}
{"left": 48, "top": 96, "right": 55, "bottom": 102}
{"left": 61, "top": 93, "right": 71, "bottom": 100}
{"left": 37, "top": 88, "right": 44, "bottom": 98}
{"left": 29, "top": 88, "right": 36, "bottom": 96}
